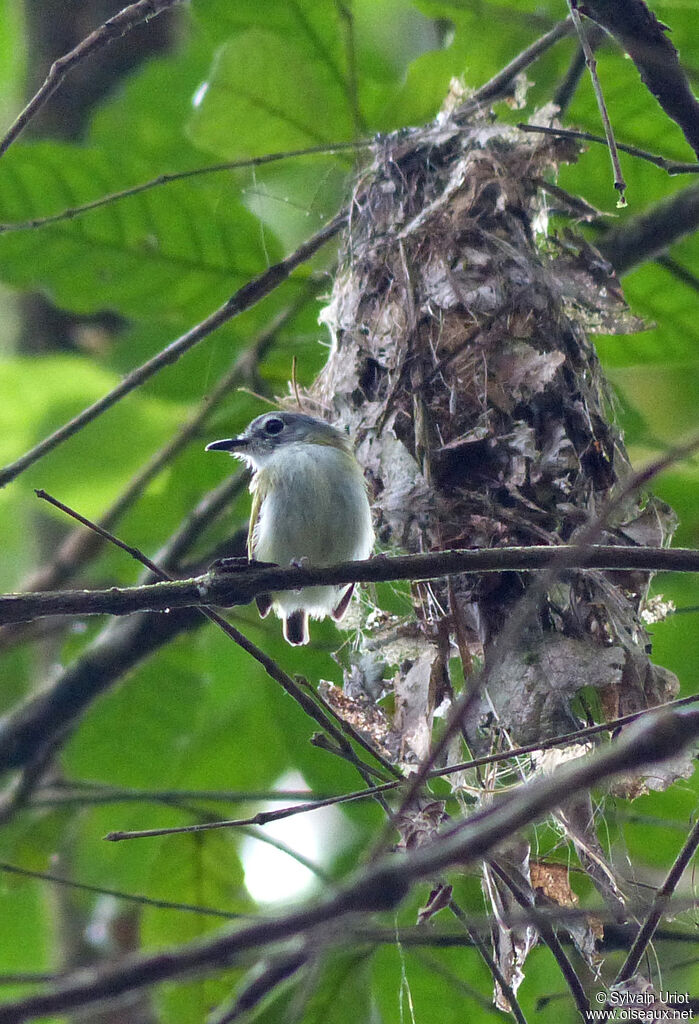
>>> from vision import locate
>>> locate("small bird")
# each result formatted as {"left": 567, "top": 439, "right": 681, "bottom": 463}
{"left": 206, "top": 411, "right": 374, "bottom": 645}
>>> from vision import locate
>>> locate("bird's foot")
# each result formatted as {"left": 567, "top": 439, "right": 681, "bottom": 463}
{"left": 210, "top": 556, "right": 277, "bottom": 574}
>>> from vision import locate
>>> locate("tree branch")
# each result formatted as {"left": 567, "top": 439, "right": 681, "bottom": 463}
{"left": 0, "top": 0, "right": 183, "bottom": 158}
{"left": 457, "top": 17, "right": 575, "bottom": 115}
{"left": 517, "top": 123, "right": 699, "bottom": 177}
{"left": 0, "top": 708, "right": 695, "bottom": 1023}
{"left": 578, "top": 0, "right": 699, "bottom": 157}
{"left": 569, "top": 0, "right": 627, "bottom": 202}
{"left": 29, "top": 493, "right": 396, "bottom": 793}
{"left": 613, "top": 814, "right": 699, "bottom": 987}
{"left": 0, "top": 544, "right": 695, "bottom": 626}
{"left": 0, "top": 211, "right": 346, "bottom": 488}
{"left": 596, "top": 181, "right": 699, "bottom": 274}
{"left": 45, "top": 693, "right": 689, "bottom": 842}
{"left": 0, "top": 144, "right": 366, "bottom": 235}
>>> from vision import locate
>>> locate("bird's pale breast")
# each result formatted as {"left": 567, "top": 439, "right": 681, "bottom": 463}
{"left": 250, "top": 443, "right": 373, "bottom": 617}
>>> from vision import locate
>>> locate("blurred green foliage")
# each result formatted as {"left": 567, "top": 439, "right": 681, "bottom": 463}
{"left": 0, "top": 1, "right": 696, "bottom": 1021}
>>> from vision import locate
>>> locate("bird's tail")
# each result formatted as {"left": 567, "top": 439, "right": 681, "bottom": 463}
{"left": 284, "top": 610, "right": 309, "bottom": 645}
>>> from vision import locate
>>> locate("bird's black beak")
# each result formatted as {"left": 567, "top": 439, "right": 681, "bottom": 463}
{"left": 205, "top": 436, "right": 249, "bottom": 453}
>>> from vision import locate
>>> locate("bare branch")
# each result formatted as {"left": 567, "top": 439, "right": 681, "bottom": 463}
{"left": 597, "top": 181, "right": 699, "bottom": 274}
{"left": 456, "top": 17, "right": 575, "bottom": 115}
{"left": 0, "top": 0, "right": 183, "bottom": 158}
{"left": 0, "top": 861, "right": 245, "bottom": 923}
{"left": 0, "top": 475, "right": 243, "bottom": 777}
{"left": 449, "top": 900, "right": 529, "bottom": 1024}
{"left": 568, "top": 1, "right": 627, "bottom": 203}
{"left": 578, "top": 0, "right": 699, "bottom": 157}
{"left": 73, "top": 693, "right": 695, "bottom": 842}
{"left": 10, "top": 291, "right": 316, "bottom": 602}
{"left": 488, "top": 861, "right": 590, "bottom": 1016}
{"left": 613, "top": 815, "right": 699, "bottom": 986}
{"left": 517, "top": 123, "right": 699, "bottom": 176}
{"left": 0, "top": 708, "right": 695, "bottom": 1023}
{"left": 554, "top": 23, "right": 606, "bottom": 116}
{"left": 28, "top": 492, "right": 394, "bottom": 790}
{"left": 0, "top": 143, "right": 368, "bottom": 235}
{"left": 0, "top": 543, "right": 696, "bottom": 626}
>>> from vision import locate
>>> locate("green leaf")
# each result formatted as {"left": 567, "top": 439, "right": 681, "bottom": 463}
{"left": 0, "top": 143, "right": 278, "bottom": 321}
{"left": 188, "top": 30, "right": 353, "bottom": 159}
{"left": 0, "top": 354, "right": 186, "bottom": 514}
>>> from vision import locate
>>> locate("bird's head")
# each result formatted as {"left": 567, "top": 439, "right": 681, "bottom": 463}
{"left": 205, "top": 411, "right": 351, "bottom": 470}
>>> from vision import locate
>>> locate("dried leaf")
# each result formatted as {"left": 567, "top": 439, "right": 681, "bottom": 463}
{"left": 393, "top": 650, "right": 440, "bottom": 762}
{"left": 484, "top": 846, "right": 538, "bottom": 1011}
{"left": 466, "top": 636, "right": 625, "bottom": 746}
{"left": 417, "top": 882, "right": 453, "bottom": 924}
{"left": 530, "top": 861, "right": 603, "bottom": 970}
{"left": 395, "top": 800, "right": 447, "bottom": 851}
{"left": 317, "top": 681, "right": 399, "bottom": 761}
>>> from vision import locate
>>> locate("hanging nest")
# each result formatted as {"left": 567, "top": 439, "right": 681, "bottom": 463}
{"left": 306, "top": 105, "right": 680, "bottom": 774}
{"left": 291, "top": 97, "right": 686, "bottom": 996}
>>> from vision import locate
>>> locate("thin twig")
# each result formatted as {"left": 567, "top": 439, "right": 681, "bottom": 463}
{"left": 380, "top": 432, "right": 699, "bottom": 846}
{"left": 578, "top": 0, "right": 699, "bottom": 158}
{"left": 0, "top": 0, "right": 182, "bottom": 158}
{"left": 303, "top": 676, "right": 401, "bottom": 779}
{"left": 208, "top": 947, "right": 308, "bottom": 1024}
{"left": 0, "top": 709, "right": 695, "bottom": 1023}
{"left": 613, "top": 815, "right": 699, "bottom": 987}
{"left": 337, "top": 3, "right": 363, "bottom": 140}
{"left": 456, "top": 17, "right": 576, "bottom": 116}
{"left": 597, "top": 181, "right": 699, "bottom": 275}
{"left": 449, "top": 900, "right": 529, "bottom": 1024}
{"left": 0, "top": 210, "right": 346, "bottom": 489}
{"left": 99, "top": 693, "right": 699, "bottom": 842}
{"left": 34, "top": 780, "right": 334, "bottom": 806}
{"left": 33, "top": 489, "right": 391, "bottom": 792}
{"left": 104, "top": 777, "right": 395, "bottom": 842}
{"left": 553, "top": 23, "right": 606, "bottom": 117}
{"left": 517, "top": 123, "right": 699, "bottom": 176}
{"left": 0, "top": 474, "right": 252, "bottom": 779}
{"left": 15, "top": 288, "right": 318, "bottom": 599}
{"left": 0, "top": 861, "right": 247, "bottom": 922}
{"left": 656, "top": 255, "right": 699, "bottom": 292}
{"left": 0, "top": 144, "right": 368, "bottom": 234}
{"left": 567, "top": 2, "right": 627, "bottom": 204}
{"left": 488, "top": 861, "right": 590, "bottom": 1018}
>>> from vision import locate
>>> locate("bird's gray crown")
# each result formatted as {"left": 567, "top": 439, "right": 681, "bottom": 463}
{"left": 205, "top": 411, "right": 351, "bottom": 459}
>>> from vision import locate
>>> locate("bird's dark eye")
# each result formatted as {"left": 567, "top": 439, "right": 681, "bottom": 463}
{"left": 264, "top": 417, "right": 284, "bottom": 435}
